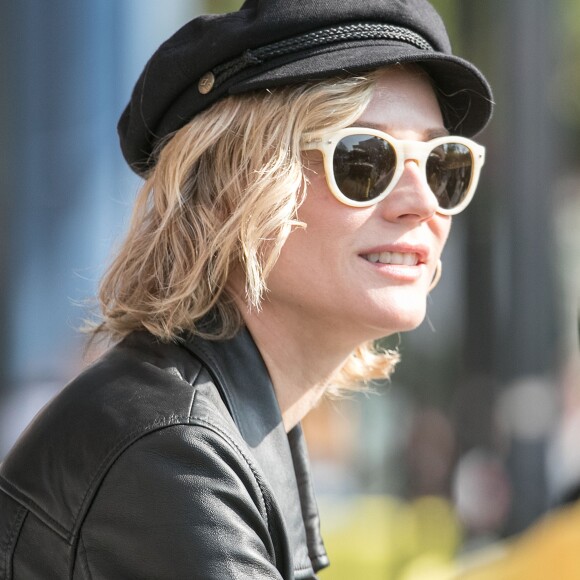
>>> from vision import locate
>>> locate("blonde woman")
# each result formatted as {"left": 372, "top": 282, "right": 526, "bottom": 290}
{"left": 0, "top": 0, "right": 492, "bottom": 578}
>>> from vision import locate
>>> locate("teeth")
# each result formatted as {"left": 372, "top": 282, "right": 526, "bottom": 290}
{"left": 364, "top": 252, "right": 419, "bottom": 265}
{"left": 403, "top": 253, "right": 417, "bottom": 266}
{"left": 389, "top": 252, "right": 404, "bottom": 265}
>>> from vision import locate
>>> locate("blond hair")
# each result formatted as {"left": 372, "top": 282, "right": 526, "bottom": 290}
{"left": 92, "top": 70, "right": 399, "bottom": 388}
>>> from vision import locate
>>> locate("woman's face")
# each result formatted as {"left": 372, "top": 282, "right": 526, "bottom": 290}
{"left": 264, "top": 67, "right": 452, "bottom": 344}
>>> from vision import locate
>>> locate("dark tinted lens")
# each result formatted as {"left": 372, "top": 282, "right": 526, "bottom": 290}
{"left": 332, "top": 135, "right": 396, "bottom": 202}
{"left": 426, "top": 144, "right": 473, "bottom": 209}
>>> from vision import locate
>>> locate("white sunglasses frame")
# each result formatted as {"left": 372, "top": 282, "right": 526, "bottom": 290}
{"left": 301, "top": 127, "right": 486, "bottom": 215}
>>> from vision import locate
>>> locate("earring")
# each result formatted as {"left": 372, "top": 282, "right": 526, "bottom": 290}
{"left": 429, "top": 259, "right": 442, "bottom": 292}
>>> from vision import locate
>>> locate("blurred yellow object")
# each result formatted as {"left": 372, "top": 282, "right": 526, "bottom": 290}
{"left": 318, "top": 495, "right": 461, "bottom": 579}
{"left": 456, "top": 501, "right": 580, "bottom": 579}
{"left": 398, "top": 554, "right": 459, "bottom": 580}
{"left": 319, "top": 495, "right": 580, "bottom": 579}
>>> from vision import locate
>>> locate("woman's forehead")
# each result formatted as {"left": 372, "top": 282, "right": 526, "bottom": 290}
{"left": 355, "top": 67, "right": 445, "bottom": 137}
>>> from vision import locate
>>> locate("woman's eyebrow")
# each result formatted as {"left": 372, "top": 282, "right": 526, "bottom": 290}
{"left": 426, "top": 127, "right": 451, "bottom": 139}
{"left": 350, "top": 122, "right": 451, "bottom": 139}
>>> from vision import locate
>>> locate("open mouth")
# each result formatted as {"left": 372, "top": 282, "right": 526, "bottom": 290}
{"left": 361, "top": 251, "right": 421, "bottom": 266}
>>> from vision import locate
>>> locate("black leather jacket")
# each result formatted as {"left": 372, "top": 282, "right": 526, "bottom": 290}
{"left": 0, "top": 330, "right": 329, "bottom": 579}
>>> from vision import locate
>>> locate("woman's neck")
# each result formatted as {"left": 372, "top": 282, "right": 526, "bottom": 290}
{"left": 240, "top": 301, "right": 357, "bottom": 432}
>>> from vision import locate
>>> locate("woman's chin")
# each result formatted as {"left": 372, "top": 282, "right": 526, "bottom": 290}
{"left": 366, "top": 295, "right": 428, "bottom": 336}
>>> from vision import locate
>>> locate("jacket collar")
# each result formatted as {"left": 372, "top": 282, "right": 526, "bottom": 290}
{"left": 182, "top": 327, "right": 328, "bottom": 574}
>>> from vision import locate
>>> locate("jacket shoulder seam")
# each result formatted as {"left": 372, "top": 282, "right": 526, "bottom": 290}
{"left": 3, "top": 414, "right": 195, "bottom": 544}
{"left": 77, "top": 532, "right": 94, "bottom": 580}
{"left": 188, "top": 415, "right": 270, "bottom": 527}
{"left": 71, "top": 363, "right": 205, "bottom": 537}
{"left": 0, "top": 376, "right": 207, "bottom": 544}
{"left": 71, "top": 415, "right": 193, "bottom": 538}
{"left": 0, "top": 476, "right": 69, "bottom": 541}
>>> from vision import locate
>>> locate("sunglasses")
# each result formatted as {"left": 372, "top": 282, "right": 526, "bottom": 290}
{"left": 302, "top": 127, "right": 485, "bottom": 215}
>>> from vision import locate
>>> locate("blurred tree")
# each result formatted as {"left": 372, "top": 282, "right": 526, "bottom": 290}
{"left": 457, "top": 0, "right": 562, "bottom": 536}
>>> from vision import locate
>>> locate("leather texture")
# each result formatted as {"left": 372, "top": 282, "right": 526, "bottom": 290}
{"left": 0, "top": 329, "right": 329, "bottom": 579}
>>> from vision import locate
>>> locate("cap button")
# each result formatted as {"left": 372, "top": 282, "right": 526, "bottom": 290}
{"left": 198, "top": 72, "right": 215, "bottom": 95}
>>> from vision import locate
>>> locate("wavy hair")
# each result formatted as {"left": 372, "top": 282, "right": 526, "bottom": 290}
{"left": 91, "top": 69, "right": 399, "bottom": 389}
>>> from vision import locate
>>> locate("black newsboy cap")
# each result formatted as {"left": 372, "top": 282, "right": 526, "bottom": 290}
{"left": 119, "top": 0, "right": 493, "bottom": 176}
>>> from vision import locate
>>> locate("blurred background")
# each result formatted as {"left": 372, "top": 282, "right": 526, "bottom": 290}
{"left": 0, "top": 1, "right": 578, "bottom": 578}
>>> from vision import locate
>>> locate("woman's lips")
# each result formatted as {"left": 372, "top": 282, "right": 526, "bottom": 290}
{"left": 358, "top": 245, "right": 431, "bottom": 281}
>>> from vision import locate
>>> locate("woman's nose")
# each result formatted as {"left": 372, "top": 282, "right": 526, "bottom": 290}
{"left": 378, "top": 160, "right": 438, "bottom": 222}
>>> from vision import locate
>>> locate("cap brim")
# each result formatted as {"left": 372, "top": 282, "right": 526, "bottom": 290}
{"left": 231, "top": 41, "right": 493, "bottom": 137}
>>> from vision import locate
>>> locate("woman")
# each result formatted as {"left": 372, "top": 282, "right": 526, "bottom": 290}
{"left": 0, "top": 0, "right": 492, "bottom": 578}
